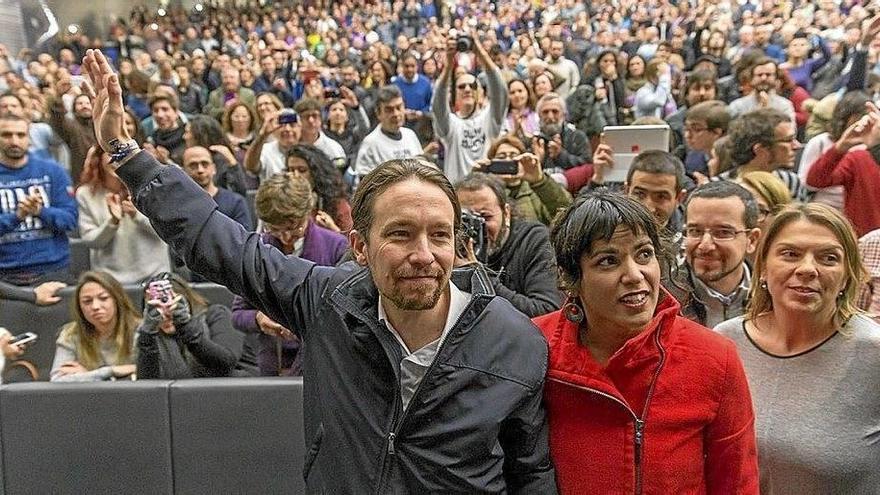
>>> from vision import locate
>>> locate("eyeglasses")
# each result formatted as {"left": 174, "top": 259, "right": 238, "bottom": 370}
{"left": 457, "top": 81, "right": 478, "bottom": 90}
{"left": 684, "top": 124, "right": 709, "bottom": 134}
{"left": 264, "top": 218, "right": 308, "bottom": 239}
{"left": 493, "top": 152, "right": 518, "bottom": 159}
{"left": 772, "top": 135, "right": 798, "bottom": 145}
{"left": 684, "top": 227, "right": 749, "bottom": 241}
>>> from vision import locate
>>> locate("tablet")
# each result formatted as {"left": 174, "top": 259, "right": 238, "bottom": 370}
{"left": 601, "top": 125, "right": 671, "bottom": 183}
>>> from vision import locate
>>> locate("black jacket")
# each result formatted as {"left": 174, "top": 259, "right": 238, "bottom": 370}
{"left": 117, "top": 151, "right": 556, "bottom": 494}
{"left": 486, "top": 220, "right": 562, "bottom": 318}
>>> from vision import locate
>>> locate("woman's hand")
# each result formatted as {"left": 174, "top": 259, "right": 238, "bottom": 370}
{"left": 519, "top": 152, "right": 544, "bottom": 184}
{"left": 34, "top": 281, "right": 66, "bottom": 306}
{"left": 0, "top": 333, "right": 25, "bottom": 359}
{"left": 111, "top": 364, "right": 136, "bottom": 378}
{"left": 836, "top": 102, "right": 880, "bottom": 153}
{"left": 106, "top": 193, "right": 123, "bottom": 224}
{"left": 170, "top": 295, "right": 191, "bottom": 327}
{"left": 57, "top": 361, "right": 88, "bottom": 376}
{"left": 209, "top": 144, "right": 237, "bottom": 165}
{"left": 315, "top": 210, "right": 340, "bottom": 232}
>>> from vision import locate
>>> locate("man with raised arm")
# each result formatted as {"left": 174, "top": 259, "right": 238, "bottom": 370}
{"left": 80, "top": 49, "right": 555, "bottom": 494}
{"left": 432, "top": 33, "right": 508, "bottom": 184}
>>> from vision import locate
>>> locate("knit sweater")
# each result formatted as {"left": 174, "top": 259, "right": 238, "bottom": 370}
{"left": 75, "top": 185, "right": 170, "bottom": 284}
{"left": 805, "top": 146, "right": 880, "bottom": 236}
{"left": 715, "top": 315, "right": 880, "bottom": 494}
{"left": 393, "top": 75, "right": 433, "bottom": 113}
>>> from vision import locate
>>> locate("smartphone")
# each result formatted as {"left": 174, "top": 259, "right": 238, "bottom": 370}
{"left": 278, "top": 110, "right": 299, "bottom": 125}
{"left": 9, "top": 332, "right": 37, "bottom": 347}
{"left": 147, "top": 280, "right": 174, "bottom": 304}
{"left": 324, "top": 87, "right": 341, "bottom": 99}
{"left": 485, "top": 159, "right": 519, "bottom": 175}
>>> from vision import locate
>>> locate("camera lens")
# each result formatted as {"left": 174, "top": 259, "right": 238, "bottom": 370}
{"left": 456, "top": 36, "right": 472, "bottom": 52}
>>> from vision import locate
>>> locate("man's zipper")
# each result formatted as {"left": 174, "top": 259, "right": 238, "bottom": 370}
{"left": 373, "top": 296, "right": 480, "bottom": 494}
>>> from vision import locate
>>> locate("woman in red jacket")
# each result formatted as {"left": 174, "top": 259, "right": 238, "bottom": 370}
{"left": 533, "top": 191, "right": 759, "bottom": 494}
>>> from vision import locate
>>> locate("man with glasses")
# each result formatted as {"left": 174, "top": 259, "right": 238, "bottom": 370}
{"left": 433, "top": 32, "right": 508, "bottom": 183}
{"left": 720, "top": 108, "right": 807, "bottom": 201}
{"left": 681, "top": 100, "right": 730, "bottom": 176}
{"left": 669, "top": 181, "right": 761, "bottom": 328}
{"left": 182, "top": 146, "right": 251, "bottom": 229}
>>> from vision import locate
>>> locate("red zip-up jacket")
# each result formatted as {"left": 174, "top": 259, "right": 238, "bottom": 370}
{"left": 533, "top": 292, "right": 759, "bottom": 495}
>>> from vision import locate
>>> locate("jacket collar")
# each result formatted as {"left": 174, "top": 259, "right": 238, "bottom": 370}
{"left": 329, "top": 263, "right": 495, "bottom": 324}
{"left": 545, "top": 289, "right": 680, "bottom": 394}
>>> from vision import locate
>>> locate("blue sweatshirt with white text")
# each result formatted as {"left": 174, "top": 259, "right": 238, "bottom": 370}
{"left": 0, "top": 155, "right": 77, "bottom": 274}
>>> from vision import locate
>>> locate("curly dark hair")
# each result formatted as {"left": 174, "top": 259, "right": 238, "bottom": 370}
{"left": 286, "top": 144, "right": 347, "bottom": 221}
{"left": 187, "top": 114, "right": 233, "bottom": 148}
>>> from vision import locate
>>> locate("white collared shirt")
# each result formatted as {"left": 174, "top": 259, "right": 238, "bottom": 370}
{"left": 378, "top": 282, "right": 471, "bottom": 411}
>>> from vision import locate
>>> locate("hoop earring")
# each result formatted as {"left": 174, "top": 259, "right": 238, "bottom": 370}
{"left": 562, "top": 295, "right": 584, "bottom": 323}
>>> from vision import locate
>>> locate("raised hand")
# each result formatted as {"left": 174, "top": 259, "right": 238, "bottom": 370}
{"left": 106, "top": 193, "right": 123, "bottom": 223}
{"left": 80, "top": 49, "right": 131, "bottom": 153}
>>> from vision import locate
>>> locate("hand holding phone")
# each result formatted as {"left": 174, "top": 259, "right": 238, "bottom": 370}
{"left": 9, "top": 332, "right": 37, "bottom": 348}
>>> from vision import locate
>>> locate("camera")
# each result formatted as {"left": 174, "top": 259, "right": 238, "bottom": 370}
{"left": 456, "top": 35, "right": 473, "bottom": 52}
{"left": 324, "top": 87, "right": 342, "bottom": 99}
{"left": 459, "top": 209, "right": 488, "bottom": 263}
{"left": 278, "top": 110, "right": 299, "bottom": 125}
{"left": 486, "top": 159, "right": 519, "bottom": 175}
{"left": 147, "top": 279, "right": 175, "bottom": 304}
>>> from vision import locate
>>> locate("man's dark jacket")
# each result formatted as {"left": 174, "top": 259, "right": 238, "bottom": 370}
{"left": 486, "top": 220, "right": 561, "bottom": 318}
{"left": 117, "top": 151, "right": 556, "bottom": 494}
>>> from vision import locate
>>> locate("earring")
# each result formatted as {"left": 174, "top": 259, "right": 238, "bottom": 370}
{"left": 760, "top": 280, "right": 767, "bottom": 290}
{"left": 562, "top": 294, "right": 584, "bottom": 323}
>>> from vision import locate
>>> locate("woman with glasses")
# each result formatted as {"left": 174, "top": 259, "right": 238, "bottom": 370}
{"left": 136, "top": 272, "right": 245, "bottom": 379}
{"left": 738, "top": 171, "right": 792, "bottom": 242}
{"left": 473, "top": 134, "right": 571, "bottom": 226}
{"left": 534, "top": 191, "right": 758, "bottom": 493}
{"left": 715, "top": 203, "right": 880, "bottom": 493}
{"left": 230, "top": 173, "right": 348, "bottom": 376}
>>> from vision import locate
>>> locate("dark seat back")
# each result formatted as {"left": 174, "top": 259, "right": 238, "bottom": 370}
{"left": 0, "top": 381, "right": 175, "bottom": 494}
{"left": 170, "top": 378, "right": 305, "bottom": 493}
{"left": 0, "top": 378, "right": 305, "bottom": 494}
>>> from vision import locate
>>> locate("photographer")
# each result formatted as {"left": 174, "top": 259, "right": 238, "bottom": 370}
{"left": 433, "top": 31, "right": 508, "bottom": 184}
{"left": 244, "top": 108, "right": 300, "bottom": 182}
{"left": 456, "top": 173, "right": 561, "bottom": 317}
{"left": 475, "top": 134, "right": 572, "bottom": 226}
{"left": 136, "top": 272, "right": 244, "bottom": 379}
{"left": 534, "top": 93, "right": 591, "bottom": 171}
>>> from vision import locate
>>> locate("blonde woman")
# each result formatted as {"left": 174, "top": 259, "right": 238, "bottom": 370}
{"left": 50, "top": 271, "right": 140, "bottom": 382}
{"left": 716, "top": 203, "right": 880, "bottom": 493}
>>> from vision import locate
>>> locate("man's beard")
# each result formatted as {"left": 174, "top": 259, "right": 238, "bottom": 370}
{"left": 487, "top": 216, "right": 511, "bottom": 257}
{"left": 382, "top": 268, "right": 448, "bottom": 311}
{"left": 2, "top": 147, "right": 25, "bottom": 160}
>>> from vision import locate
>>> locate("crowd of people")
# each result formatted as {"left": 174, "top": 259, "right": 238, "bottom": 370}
{"left": 0, "top": 0, "right": 878, "bottom": 492}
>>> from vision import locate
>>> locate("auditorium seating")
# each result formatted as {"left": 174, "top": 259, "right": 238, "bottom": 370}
{"left": 0, "top": 283, "right": 236, "bottom": 382}
{"left": 0, "top": 377, "right": 306, "bottom": 494}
